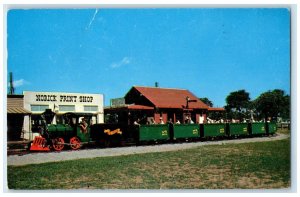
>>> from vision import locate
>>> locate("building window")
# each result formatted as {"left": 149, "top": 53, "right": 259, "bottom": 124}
{"left": 59, "top": 105, "right": 75, "bottom": 112}
{"left": 31, "top": 105, "right": 49, "bottom": 112}
{"left": 84, "top": 105, "right": 98, "bottom": 112}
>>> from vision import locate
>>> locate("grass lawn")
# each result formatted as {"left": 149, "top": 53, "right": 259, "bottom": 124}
{"left": 277, "top": 128, "right": 290, "bottom": 135}
{"left": 7, "top": 137, "right": 290, "bottom": 190}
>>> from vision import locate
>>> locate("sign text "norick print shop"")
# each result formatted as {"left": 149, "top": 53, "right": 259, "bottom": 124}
{"left": 35, "top": 94, "right": 94, "bottom": 103}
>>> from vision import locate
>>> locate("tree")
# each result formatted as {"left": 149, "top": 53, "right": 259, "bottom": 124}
{"left": 199, "top": 97, "right": 213, "bottom": 107}
{"left": 253, "top": 89, "right": 290, "bottom": 121}
{"left": 225, "top": 90, "right": 251, "bottom": 121}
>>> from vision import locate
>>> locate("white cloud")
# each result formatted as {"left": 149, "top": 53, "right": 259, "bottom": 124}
{"left": 8, "top": 79, "right": 29, "bottom": 88}
{"left": 110, "top": 57, "right": 131, "bottom": 69}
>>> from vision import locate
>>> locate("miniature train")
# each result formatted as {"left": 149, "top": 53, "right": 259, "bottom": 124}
{"left": 29, "top": 109, "right": 277, "bottom": 151}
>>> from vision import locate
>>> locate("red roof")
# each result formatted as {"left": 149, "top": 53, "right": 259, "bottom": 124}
{"left": 127, "top": 86, "right": 209, "bottom": 109}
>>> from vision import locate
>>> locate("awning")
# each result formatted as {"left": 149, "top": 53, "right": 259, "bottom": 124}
{"left": 127, "top": 105, "right": 154, "bottom": 110}
{"left": 208, "top": 107, "right": 225, "bottom": 111}
{"left": 7, "top": 107, "right": 32, "bottom": 115}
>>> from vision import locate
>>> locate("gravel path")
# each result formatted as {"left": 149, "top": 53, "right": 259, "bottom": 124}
{"left": 7, "top": 134, "right": 289, "bottom": 166}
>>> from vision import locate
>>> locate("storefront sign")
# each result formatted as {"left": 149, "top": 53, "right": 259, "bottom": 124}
{"left": 35, "top": 94, "right": 94, "bottom": 103}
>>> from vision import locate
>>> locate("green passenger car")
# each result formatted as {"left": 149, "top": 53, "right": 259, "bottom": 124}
{"left": 227, "top": 123, "right": 249, "bottom": 136}
{"left": 173, "top": 124, "right": 200, "bottom": 140}
{"left": 251, "top": 123, "right": 266, "bottom": 135}
{"left": 202, "top": 123, "right": 226, "bottom": 137}
{"left": 138, "top": 124, "right": 170, "bottom": 142}
{"left": 267, "top": 122, "right": 277, "bottom": 135}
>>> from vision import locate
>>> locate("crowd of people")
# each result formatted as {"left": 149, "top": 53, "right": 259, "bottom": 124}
{"left": 206, "top": 117, "right": 271, "bottom": 124}
{"left": 133, "top": 116, "right": 271, "bottom": 126}
{"left": 134, "top": 115, "right": 196, "bottom": 126}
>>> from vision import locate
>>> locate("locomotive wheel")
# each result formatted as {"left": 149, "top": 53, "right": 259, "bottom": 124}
{"left": 52, "top": 137, "right": 65, "bottom": 151}
{"left": 70, "top": 137, "right": 81, "bottom": 150}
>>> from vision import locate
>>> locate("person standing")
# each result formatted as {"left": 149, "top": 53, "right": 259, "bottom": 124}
{"left": 79, "top": 118, "right": 88, "bottom": 133}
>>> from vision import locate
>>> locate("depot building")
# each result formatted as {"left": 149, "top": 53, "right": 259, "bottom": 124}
{"left": 7, "top": 91, "right": 104, "bottom": 141}
{"left": 105, "top": 86, "right": 224, "bottom": 125}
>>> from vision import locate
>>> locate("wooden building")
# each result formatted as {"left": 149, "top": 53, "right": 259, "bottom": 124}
{"left": 105, "top": 86, "right": 211, "bottom": 125}
{"left": 7, "top": 95, "right": 31, "bottom": 141}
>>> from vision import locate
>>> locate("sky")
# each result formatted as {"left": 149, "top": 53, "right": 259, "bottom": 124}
{"left": 6, "top": 8, "right": 290, "bottom": 107}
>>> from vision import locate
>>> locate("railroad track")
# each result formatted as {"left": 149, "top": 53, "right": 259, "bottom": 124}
{"left": 7, "top": 133, "right": 289, "bottom": 166}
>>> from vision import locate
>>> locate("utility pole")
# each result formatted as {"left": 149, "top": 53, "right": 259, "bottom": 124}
{"left": 9, "top": 72, "right": 15, "bottom": 95}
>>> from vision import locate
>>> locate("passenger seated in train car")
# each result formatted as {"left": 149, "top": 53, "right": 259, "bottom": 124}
{"left": 184, "top": 116, "right": 189, "bottom": 124}
{"left": 185, "top": 116, "right": 194, "bottom": 124}
{"left": 167, "top": 118, "right": 173, "bottom": 124}
{"left": 151, "top": 118, "right": 156, "bottom": 124}
{"left": 206, "top": 117, "right": 214, "bottom": 123}
{"left": 149, "top": 118, "right": 156, "bottom": 125}
{"left": 232, "top": 119, "right": 240, "bottom": 123}
{"left": 79, "top": 118, "right": 88, "bottom": 133}
{"left": 134, "top": 118, "right": 140, "bottom": 126}
{"left": 159, "top": 117, "right": 164, "bottom": 124}
{"left": 189, "top": 117, "right": 194, "bottom": 124}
